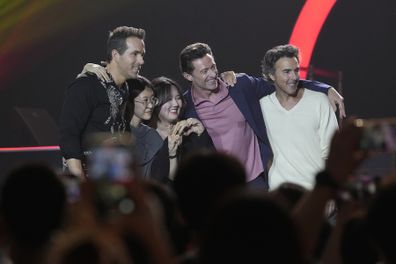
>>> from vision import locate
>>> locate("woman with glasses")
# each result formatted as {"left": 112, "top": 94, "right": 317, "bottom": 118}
{"left": 126, "top": 76, "right": 163, "bottom": 178}
{"left": 149, "top": 77, "right": 215, "bottom": 182}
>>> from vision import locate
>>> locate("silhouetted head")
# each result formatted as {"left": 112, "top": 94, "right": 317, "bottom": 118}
{"left": 366, "top": 182, "right": 396, "bottom": 263}
{"left": 199, "top": 190, "right": 304, "bottom": 264}
{"left": 173, "top": 150, "right": 246, "bottom": 232}
{"left": 0, "top": 163, "right": 66, "bottom": 247}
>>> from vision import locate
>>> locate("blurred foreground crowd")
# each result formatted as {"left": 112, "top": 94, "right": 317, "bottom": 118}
{"left": 0, "top": 120, "right": 396, "bottom": 264}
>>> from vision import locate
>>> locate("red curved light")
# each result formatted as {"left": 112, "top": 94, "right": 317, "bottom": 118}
{"left": 289, "top": 0, "right": 337, "bottom": 78}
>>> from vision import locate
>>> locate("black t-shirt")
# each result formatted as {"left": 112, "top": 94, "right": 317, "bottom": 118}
{"left": 59, "top": 75, "right": 129, "bottom": 159}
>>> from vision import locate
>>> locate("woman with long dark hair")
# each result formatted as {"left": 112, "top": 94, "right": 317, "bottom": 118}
{"left": 149, "top": 76, "right": 215, "bottom": 182}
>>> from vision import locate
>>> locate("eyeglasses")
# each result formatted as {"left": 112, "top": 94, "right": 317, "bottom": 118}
{"left": 134, "top": 97, "right": 159, "bottom": 107}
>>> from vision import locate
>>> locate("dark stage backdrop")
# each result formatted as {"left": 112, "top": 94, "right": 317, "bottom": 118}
{"left": 0, "top": 0, "right": 395, "bottom": 147}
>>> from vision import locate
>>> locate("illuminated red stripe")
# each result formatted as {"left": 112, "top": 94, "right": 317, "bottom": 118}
{"left": 0, "top": 146, "right": 60, "bottom": 153}
{"left": 289, "top": 0, "right": 337, "bottom": 78}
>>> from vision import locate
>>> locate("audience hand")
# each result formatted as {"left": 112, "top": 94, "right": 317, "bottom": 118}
{"left": 325, "top": 118, "right": 366, "bottom": 185}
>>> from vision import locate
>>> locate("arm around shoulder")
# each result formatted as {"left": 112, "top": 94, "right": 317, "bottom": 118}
{"left": 301, "top": 79, "right": 345, "bottom": 118}
{"left": 236, "top": 73, "right": 276, "bottom": 98}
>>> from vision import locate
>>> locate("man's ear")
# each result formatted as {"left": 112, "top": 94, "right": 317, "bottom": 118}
{"left": 111, "top": 49, "right": 119, "bottom": 62}
{"left": 269, "top": 72, "right": 276, "bottom": 82}
{"left": 183, "top": 72, "right": 193, "bottom": 82}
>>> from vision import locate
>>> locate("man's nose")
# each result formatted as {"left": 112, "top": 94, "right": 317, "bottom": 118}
{"left": 290, "top": 71, "right": 298, "bottom": 80}
{"left": 138, "top": 54, "right": 144, "bottom": 65}
{"left": 209, "top": 68, "right": 217, "bottom": 78}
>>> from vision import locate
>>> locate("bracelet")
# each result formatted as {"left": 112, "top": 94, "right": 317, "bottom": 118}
{"left": 315, "top": 170, "right": 339, "bottom": 189}
{"left": 168, "top": 154, "right": 177, "bottom": 159}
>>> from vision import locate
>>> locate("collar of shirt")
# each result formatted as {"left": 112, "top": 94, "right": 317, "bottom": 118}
{"left": 191, "top": 78, "right": 229, "bottom": 107}
{"left": 101, "top": 71, "right": 130, "bottom": 97}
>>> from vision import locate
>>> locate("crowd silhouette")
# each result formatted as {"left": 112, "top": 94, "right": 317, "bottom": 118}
{"left": 1, "top": 119, "right": 396, "bottom": 264}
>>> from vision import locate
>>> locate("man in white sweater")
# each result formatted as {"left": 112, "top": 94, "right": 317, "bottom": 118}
{"left": 259, "top": 44, "right": 338, "bottom": 190}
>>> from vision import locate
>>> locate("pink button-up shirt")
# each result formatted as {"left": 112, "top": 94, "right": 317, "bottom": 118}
{"left": 192, "top": 80, "right": 264, "bottom": 181}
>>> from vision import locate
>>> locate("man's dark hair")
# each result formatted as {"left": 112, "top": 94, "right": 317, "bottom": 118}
{"left": 179, "top": 43, "right": 213, "bottom": 74}
{"left": 261, "top": 44, "right": 300, "bottom": 82}
{"left": 106, "top": 26, "right": 146, "bottom": 62}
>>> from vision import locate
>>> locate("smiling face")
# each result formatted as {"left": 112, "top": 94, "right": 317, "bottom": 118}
{"left": 183, "top": 54, "right": 219, "bottom": 97}
{"left": 158, "top": 85, "right": 183, "bottom": 125}
{"left": 114, "top": 36, "right": 145, "bottom": 80}
{"left": 269, "top": 56, "right": 300, "bottom": 97}
{"left": 133, "top": 87, "right": 156, "bottom": 121}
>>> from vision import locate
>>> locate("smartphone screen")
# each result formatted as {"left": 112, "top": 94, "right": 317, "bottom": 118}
{"left": 88, "top": 146, "right": 134, "bottom": 182}
{"left": 87, "top": 145, "right": 136, "bottom": 218}
{"left": 351, "top": 118, "right": 396, "bottom": 200}
{"left": 355, "top": 119, "right": 396, "bottom": 153}
{"left": 60, "top": 173, "right": 81, "bottom": 204}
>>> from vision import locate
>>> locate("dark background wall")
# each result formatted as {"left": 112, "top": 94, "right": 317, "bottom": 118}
{"left": 0, "top": 0, "right": 395, "bottom": 147}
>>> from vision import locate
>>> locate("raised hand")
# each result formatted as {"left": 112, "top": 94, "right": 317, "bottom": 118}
{"left": 168, "top": 124, "right": 184, "bottom": 157}
{"left": 325, "top": 118, "right": 366, "bottom": 185}
{"left": 184, "top": 118, "right": 205, "bottom": 136}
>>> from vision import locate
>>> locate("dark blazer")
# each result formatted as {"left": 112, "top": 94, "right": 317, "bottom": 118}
{"left": 182, "top": 73, "right": 330, "bottom": 181}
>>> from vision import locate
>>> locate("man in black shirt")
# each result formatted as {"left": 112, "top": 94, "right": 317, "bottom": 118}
{"left": 59, "top": 26, "right": 146, "bottom": 178}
